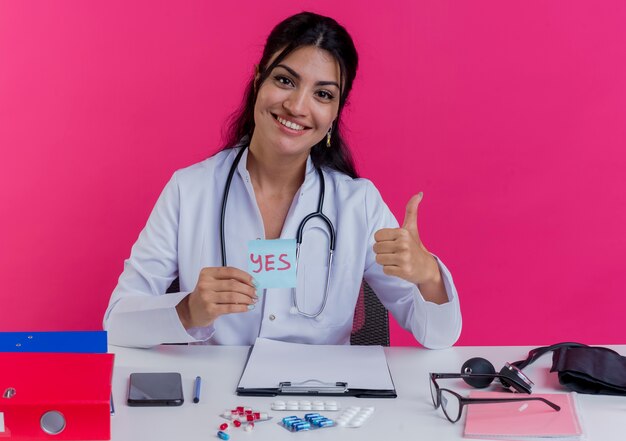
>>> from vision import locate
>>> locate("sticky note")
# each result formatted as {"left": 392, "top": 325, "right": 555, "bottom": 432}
{"left": 248, "top": 239, "right": 296, "bottom": 289}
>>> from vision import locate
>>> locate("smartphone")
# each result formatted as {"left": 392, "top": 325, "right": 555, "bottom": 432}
{"left": 127, "top": 372, "right": 184, "bottom": 407}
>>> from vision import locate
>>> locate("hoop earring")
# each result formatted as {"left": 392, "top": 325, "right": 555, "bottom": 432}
{"left": 326, "top": 126, "right": 332, "bottom": 148}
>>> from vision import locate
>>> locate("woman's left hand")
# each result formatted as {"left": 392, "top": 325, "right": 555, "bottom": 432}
{"left": 373, "top": 193, "right": 444, "bottom": 296}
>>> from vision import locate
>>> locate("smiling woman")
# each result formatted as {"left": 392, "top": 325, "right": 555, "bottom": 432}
{"left": 247, "top": 46, "right": 343, "bottom": 240}
{"left": 223, "top": 12, "right": 360, "bottom": 179}
{"left": 252, "top": 46, "right": 341, "bottom": 160}
{"left": 103, "top": 12, "right": 462, "bottom": 349}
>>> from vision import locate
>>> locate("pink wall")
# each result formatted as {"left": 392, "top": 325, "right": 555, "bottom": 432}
{"left": 1, "top": 1, "right": 625, "bottom": 346}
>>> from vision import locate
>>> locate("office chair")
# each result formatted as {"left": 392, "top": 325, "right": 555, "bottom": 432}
{"left": 166, "top": 278, "right": 390, "bottom": 346}
{"left": 350, "top": 281, "right": 390, "bottom": 346}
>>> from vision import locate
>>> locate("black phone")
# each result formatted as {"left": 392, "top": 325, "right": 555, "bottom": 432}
{"left": 127, "top": 372, "right": 184, "bottom": 407}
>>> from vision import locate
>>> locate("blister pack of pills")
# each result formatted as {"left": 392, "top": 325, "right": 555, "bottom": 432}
{"left": 221, "top": 406, "right": 271, "bottom": 422}
{"left": 217, "top": 406, "right": 265, "bottom": 438}
{"left": 271, "top": 400, "right": 339, "bottom": 411}
{"left": 279, "top": 414, "right": 335, "bottom": 432}
{"left": 336, "top": 406, "right": 374, "bottom": 428}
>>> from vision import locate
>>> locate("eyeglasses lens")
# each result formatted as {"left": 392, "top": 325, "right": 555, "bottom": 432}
{"left": 440, "top": 389, "right": 461, "bottom": 423}
{"left": 429, "top": 377, "right": 438, "bottom": 407}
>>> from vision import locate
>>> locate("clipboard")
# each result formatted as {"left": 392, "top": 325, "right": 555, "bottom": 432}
{"left": 236, "top": 338, "right": 397, "bottom": 398}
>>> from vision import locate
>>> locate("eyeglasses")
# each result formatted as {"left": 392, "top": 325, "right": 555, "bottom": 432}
{"left": 429, "top": 373, "right": 561, "bottom": 423}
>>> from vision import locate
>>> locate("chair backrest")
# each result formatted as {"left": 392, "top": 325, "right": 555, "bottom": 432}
{"left": 166, "top": 278, "right": 390, "bottom": 346}
{"left": 350, "top": 281, "right": 390, "bottom": 346}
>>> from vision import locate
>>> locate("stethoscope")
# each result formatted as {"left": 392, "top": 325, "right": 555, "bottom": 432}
{"left": 219, "top": 145, "right": 336, "bottom": 318}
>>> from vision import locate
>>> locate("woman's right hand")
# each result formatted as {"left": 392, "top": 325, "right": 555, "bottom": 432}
{"left": 175, "top": 267, "right": 258, "bottom": 329}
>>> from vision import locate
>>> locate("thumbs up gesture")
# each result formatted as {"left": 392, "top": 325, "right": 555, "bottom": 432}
{"left": 373, "top": 192, "right": 441, "bottom": 287}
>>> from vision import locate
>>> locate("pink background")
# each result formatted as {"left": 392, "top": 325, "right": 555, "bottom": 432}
{"left": 1, "top": 1, "right": 625, "bottom": 346}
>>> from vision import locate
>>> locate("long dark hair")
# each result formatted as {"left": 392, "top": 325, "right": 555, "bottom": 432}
{"left": 221, "top": 12, "right": 359, "bottom": 178}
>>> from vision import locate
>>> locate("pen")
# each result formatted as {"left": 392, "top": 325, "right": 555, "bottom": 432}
{"left": 193, "top": 376, "right": 202, "bottom": 403}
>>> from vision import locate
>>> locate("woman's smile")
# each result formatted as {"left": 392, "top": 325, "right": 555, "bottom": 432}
{"left": 273, "top": 113, "right": 311, "bottom": 134}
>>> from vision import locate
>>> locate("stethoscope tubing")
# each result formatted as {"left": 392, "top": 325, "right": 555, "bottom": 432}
{"left": 220, "top": 145, "right": 248, "bottom": 267}
{"left": 219, "top": 145, "right": 336, "bottom": 318}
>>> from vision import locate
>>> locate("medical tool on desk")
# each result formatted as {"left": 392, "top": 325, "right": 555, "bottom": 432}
{"left": 217, "top": 405, "right": 270, "bottom": 436}
{"left": 279, "top": 414, "right": 336, "bottom": 432}
{"left": 335, "top": 406, "right": 375, "bottom": 428}
{"left": 220, "top": 145, "right": 336, "bottom": 318}
{"left": 458, "top": 342, "right": 600, "bottom": 395}
{"left": 221, "top": 406, "right": 272, "bottom": 423}
{"left": 458, "top": 359, "right": 534, "bottom": 394}
{"left": 271, "top": 400, "right": 339, "bottom": 411}
{"left": 458, "top": 341, "right": 626, "bottom": 396}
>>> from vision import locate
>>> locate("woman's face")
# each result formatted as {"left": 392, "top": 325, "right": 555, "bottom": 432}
{"left": 251, "top": 46, "right": 341, "bottom": 160}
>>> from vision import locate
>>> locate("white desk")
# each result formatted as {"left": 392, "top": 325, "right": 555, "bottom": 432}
{"left": 110, "top": 344, "right": 626, "bottom": 440}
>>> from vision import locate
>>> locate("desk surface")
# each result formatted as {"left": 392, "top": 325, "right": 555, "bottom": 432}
{"left": 110, "top": 344, "right": 626, "bottom": 441}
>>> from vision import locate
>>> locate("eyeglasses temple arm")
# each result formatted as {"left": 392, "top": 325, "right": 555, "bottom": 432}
{"left": 461, "top": 397, "right": 561, "bottom": 411}
{"left": 432, "top": 373, "right": 501, "bottom": 379}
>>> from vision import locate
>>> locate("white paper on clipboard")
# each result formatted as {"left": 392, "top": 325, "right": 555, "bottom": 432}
{"left": 237, "top": 337, "right": 394, "bottom": 391}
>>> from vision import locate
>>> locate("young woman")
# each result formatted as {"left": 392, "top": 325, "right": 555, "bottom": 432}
{"left": 104, "top": 12, "right": 461, "bottom": 348}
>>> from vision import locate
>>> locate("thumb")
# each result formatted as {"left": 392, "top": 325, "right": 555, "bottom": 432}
{"left": 401, "top": 192, "right": 423, "bottom": 232}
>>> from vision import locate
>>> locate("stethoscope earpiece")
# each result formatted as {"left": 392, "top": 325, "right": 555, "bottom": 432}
{"left": 461, "top": 357, "right": 497, "bottom": 388}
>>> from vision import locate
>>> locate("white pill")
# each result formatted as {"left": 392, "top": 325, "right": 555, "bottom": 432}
{"left": 325, "top": 401, "right": 338, "bottom": 410}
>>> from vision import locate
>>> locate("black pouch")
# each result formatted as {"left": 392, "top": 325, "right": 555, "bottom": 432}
{"left": 551, "top": 346, "right": 626, "bottom": 396}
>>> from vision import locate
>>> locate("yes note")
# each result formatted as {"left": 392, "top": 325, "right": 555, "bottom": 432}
{"left": 248, "top": 239, "right": 297, "bottom": 289}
